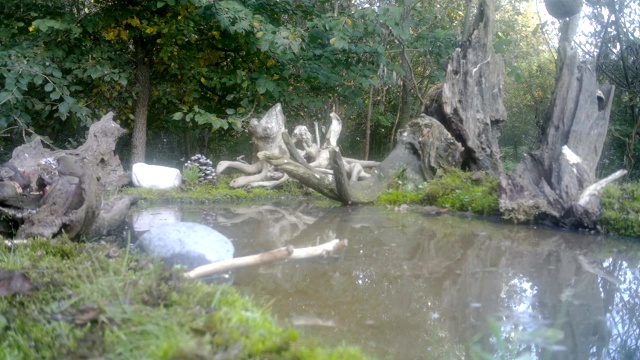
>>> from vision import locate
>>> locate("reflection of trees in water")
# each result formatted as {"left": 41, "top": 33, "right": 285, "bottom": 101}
{"left": 601, "top": 257, "right": 640, "bottom": 359}
{"left": 182, "top": 204, "right": 640, "bottom": 359}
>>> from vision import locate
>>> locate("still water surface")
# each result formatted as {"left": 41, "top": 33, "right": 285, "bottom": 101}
{"left": 134, "top": 203, "right": 640, "bottom": 359}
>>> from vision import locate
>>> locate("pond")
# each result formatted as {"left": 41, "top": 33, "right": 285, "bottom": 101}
{"left": 131, "top": 202, "right": 640, "bottom": 359}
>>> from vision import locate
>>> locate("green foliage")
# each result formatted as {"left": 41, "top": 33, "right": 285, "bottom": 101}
{"left": 496, "top": 1, "right": 555, "bottom": 167}
{"left": 181, "top": 164, "right": 200, "bottom": 187}
{"left": 421, "top": 170, "right": 500, "bottom": 216}
{"left": 0, "top": 237, "right": 367, "bottom": 359}
{"left": 600, "top": 182, "right": 640, "bottom": 237}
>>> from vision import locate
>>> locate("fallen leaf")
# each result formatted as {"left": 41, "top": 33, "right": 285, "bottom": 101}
{"left": 0, "top": 270, "right": 33, "bottom": 297}
{"left": 75, "top": 303, "right": 101, "bottom": 325}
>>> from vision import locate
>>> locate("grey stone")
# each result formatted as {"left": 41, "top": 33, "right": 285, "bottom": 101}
{"left": 137, "top": 222, "right": 234, "bottom": 270}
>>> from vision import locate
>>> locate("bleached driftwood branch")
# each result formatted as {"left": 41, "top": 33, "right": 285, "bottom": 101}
{"left": 185, "top": 239, "right": 348, "bottom": 279}
{"left": 577, "top": 169, "right": 627, "bottom": 206}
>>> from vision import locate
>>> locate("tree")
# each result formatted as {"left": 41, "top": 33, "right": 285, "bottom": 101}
{"left": 0, "top": 0, "right": 126, "bottom": 148}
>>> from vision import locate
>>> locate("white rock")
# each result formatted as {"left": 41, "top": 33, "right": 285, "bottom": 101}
{"left": 132, "top": 162, "right": 182, "bottom": 189}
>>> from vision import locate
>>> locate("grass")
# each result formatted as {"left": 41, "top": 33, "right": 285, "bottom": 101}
{"left": 0, "top": 237, "right": 368, "bottom": 359}
{"left": 119, "top": 174, "right": 321, "bottom": 206}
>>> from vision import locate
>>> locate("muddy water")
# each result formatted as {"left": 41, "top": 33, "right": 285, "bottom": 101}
{"left": 133, "top": 203, "right": 640, "bottom": 359}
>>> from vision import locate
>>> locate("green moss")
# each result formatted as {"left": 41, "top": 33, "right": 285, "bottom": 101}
{"left": 0, "top": 238, "right": 368, "bottom": 359}
{"left": 600, "top": 182, "right": 640, "bottom": 238}
{"left": 421, "top": 169, "right": 499, "bottom": 216}
{"left": 376, "top": 189, "right": 424, "bottom": 206}
{"left": 376, "top": 169, "right": 499, "bottom": 216}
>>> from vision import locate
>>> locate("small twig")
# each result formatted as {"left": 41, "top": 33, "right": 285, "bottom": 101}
{"left": 11, "top": 115, "right": 59, "bottom": 149}
{"left": 238, "top": 101, "right": 258, "bottom": 122}
{"left": 0, "top": 126, "right": 18, "bottom": 137}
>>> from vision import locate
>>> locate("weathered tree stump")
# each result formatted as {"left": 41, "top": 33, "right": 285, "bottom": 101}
{"left": 424, "top": 0, "right": 506, "bottom": 176}
{"left": 1, "top": 112, "right": 136, "bottom": 240}
{"left": 499, "top": 14, "right": 619, "bottom": 227}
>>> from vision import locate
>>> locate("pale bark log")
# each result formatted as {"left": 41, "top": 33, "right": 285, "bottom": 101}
{"left": 185, "top": 239, "right": 348, "bottom": 279}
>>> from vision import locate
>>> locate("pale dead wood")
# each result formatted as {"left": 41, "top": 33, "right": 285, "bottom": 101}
{"left": 289, "top": 239, "right": 348, "bottom": 259}
{"left": 185, "top": 239, "right": 348, "bottom": 279}
{"left": 577, "top": 170, "right": 627, "bottom": 207}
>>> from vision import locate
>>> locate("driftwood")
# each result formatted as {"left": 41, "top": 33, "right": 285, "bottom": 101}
{"left": 16, "top": 156, "right": 99, "bottom": 239}
{"left": 217, "top": 105, "right": 379, "bottom": 188}
{"left": 499, "top": 13, "right": 619, "bottom": 227}
{"left": 216, "top": 103, "right": 288, "bottom": 188}
{"left": 262, "top": 115, "right": 463, "bottom": 205}
{"left": 1, "top": 112, "right": 136, "bottom": 240}
{"left": 185, "top": 239, "right": 348, "bottom": 279}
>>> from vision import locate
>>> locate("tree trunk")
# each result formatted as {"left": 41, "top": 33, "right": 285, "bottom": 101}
{"left": 130, "top": 44, "right": 151, "bottom": 166}
{"left": 397, "top": 0, "right": 414, "bottom": 130}
{"left": 364, "top": 86, "right": 374, "bottom": 160}
{"left": 424, "top": 0, "right": 506, "bottom": 176}
{"left": 499, "top": 14, "right": 618, "bottom": 227}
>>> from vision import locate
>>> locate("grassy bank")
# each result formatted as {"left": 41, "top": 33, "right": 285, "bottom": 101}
{"left": 0, "top": 237, "right": 366, "bottom": 359}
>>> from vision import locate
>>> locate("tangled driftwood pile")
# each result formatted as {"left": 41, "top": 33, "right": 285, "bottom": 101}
{"left": 0, "top": 112, "right": 137, "bottom": 240}
{"left": 216, "top": 103, "right": 464, "bottom": 205}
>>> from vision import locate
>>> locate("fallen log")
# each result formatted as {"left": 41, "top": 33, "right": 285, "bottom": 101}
{"left": 185, "top": 239, "right": 348, "bottom": 279}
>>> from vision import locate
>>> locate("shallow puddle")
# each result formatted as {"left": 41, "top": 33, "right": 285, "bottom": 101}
{"left": 132, "top": 203, "right": 640, "bottom": 359}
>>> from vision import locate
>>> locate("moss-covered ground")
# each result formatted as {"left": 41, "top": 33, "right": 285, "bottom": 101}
{"left": 376, "top": 169, "right": 500, "bottom": 216}
{"left": 121, "top": 174, "right": 340, "bottom": 208}
{"left": 0, "top": 237, "right": 367, "bottom": 359}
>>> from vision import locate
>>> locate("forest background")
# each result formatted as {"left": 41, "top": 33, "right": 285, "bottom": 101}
{"left": 0, "top": 0, "right": 638, "bottom": 180}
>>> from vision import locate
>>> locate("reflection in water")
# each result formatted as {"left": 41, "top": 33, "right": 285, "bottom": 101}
{"left": 137, "top": 203, "right": 640, "bottom": 359}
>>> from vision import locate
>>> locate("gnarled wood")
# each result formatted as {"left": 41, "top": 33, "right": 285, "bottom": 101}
{"left": 499, "top": 14, "right": 617, "bottom": 227}
{"left": 1, "top": 113, "right": 135, "bottom": 240}
{"left": 216, "top": 103, "right": 288, "bottom": 188}
{"left": 426, "top": 0, "right": 506, "bottom": 176}
{"left": 263, "top": 115, "right": 463, "bottom": 204}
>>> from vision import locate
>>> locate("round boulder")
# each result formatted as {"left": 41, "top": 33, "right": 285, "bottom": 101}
{"left": 136, "top": 222, "right": 234, "bottom": 270}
